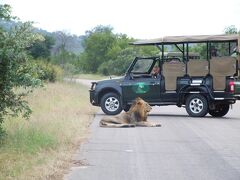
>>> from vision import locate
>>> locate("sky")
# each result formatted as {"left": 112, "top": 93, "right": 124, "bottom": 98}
{"left": 2, "top": 0, "right": 240, "bottom": 39}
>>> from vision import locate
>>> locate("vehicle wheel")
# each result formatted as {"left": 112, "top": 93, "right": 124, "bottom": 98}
{"left": 209, "top": 104, "right": 229, "bottom": 117}
{"left": 100, "top": 93, "right": 122, "bottom": 115}
{"left": 123, "top": 105, "right": 131, "bottom": 112}
{"left": 186, "top": 94, "right": 208, "bottom": 117}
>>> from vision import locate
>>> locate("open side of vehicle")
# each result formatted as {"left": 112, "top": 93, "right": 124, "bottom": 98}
{"left": 90, "top": 34, "right": 240, "bottom": 117}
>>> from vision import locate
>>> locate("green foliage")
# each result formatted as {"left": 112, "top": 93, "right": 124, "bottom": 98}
{"left": 189, "top": 44, "right": 208, "bottom": 59}
{"left": 0, "top": 125, "right": 6, "bottom": 144}
{"left": 35, "top": 61, "right": 63, "bottom": 82}
{"left": 5, "top": 127, "right": 56, "bottom": 154}
{"left": 78, "top": 25, "right": 158, "bottom": 75}
{"left": 51, "top": 50, "right": 79, "bottom": 66}
{"left": 81, "top": 25, "right": 117, "bottom": 72}
{"left": 28, "top": 35, "right": 55, "bottom": 59}
{"left": 97, "top": 46, "right": 159, "bottom": 75}
{"left": 0, "top": 4, "right": 12, "bottom": 20}
{"left": 0, "top": 5, "right": 43, "bottom": 136}
{"left": 98, "top": 47, "right": 137, "bottom": 75}
{"left": 224, "top": 25, "right": 238, "bottom": 34}
{"left": 63, "top": 63, "right": 77, "bottom": 77}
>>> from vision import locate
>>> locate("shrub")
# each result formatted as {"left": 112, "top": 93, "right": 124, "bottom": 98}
{"left": 35, "top": 61, "right": 63, "bottom": 82}
{"left": 63, "top": 63, "right": 77, "bottom": 78}
{"left": 0, "top": 22, "right": 43, "bottom": 137}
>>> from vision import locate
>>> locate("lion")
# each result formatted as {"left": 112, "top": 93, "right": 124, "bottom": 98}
{"left": 99, "top": 97, "right": 161, "bottom": 128}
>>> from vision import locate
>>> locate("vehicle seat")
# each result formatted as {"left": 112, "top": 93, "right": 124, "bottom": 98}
{"left": 210, "top": 57, "right": 236, "bottom": 90}
{"left": 162, "top": 61, "right": 185, "bottom": 91}
{"left": 187, "top": 60, "right": 209, "bottom": 76}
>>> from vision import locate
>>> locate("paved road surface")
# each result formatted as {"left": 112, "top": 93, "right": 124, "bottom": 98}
{"left": 65, "top": 100, "right": 240, "bottom": 180}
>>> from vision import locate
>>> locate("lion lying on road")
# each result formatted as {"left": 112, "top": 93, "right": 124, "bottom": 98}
{"left": 100, "top": 97, "right": 161, "bottom": 128}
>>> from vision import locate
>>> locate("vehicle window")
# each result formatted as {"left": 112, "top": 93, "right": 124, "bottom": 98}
{"left": 132, "top": 59, "right": 154, "bottom": 73}
{"left": 210, "top": 42, "right": 237, "bottom": 57}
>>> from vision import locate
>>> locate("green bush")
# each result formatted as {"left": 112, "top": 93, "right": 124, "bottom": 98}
{"left": 35, "top": 61, "right": 63, "bottom": 82}
{"left": 0, "top": 21, "right": 43, "bottom": 137}
{"left": 63, "top": 63, "right": 77, "bottom": 77}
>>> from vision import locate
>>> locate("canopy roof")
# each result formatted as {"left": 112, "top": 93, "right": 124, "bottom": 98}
{"left": 131, "top": 34, "right": 240, "bottom": 45}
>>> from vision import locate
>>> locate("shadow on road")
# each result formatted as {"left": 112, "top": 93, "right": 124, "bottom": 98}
{"left": 97, "top": 111, "right": 239, "bottom": 120}
{"left": 149, "top": 113, "right": 240, "bottom": 120}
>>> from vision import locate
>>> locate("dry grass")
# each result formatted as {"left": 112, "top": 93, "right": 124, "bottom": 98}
{"left": 0, "top": 81, "right": 98, "bottom": 179}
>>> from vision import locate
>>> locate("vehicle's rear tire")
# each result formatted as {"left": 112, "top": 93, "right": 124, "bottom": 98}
{"left": 186, "top": 94, "right": 208, "bottom": 117}
{"left": 209, "top": 104, "right": 230, "bottom": 117}
{"left": 100, "top": 93, "right": 122, "bottom": 115}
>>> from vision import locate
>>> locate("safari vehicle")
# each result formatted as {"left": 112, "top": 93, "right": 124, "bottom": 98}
{"left": 90, "top": 34, "right": 240, "bottom": 117}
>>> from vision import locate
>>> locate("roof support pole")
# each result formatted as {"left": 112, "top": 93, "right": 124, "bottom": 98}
{"left": 207, "top": 42, "right": 210, "bottom": 75}
{"left": 228, "top": 42, "right": 231, "bottom": 55}
{"left": 186, "top": 43, "right": 189, "bottom": 75}
{"left": 156, "top": 45, "right": 162, "bottom": 52}
{"left": 207, "top": 42, "right": 210, "bottom": 60}
{"left": 161, "top": 44, "right": 164, "bottom": 60}
{"left": 175, "top": 44, "right": 184, "bottom": 53}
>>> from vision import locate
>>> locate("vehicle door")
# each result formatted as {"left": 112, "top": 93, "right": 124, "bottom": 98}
{"left": 121, "top": 58, "right": 161, "bottom": 102}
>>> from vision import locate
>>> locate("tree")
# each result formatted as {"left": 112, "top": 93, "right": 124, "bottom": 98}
{"left": 28, "top": 34, "right": 55, "bottom": 59}
{"left": 98, "top": 46, "right": 159, "bottom": 76}
{"left": 81, "top": 25, "right": 116, "bottom": 72}
{"left": 0, "top": 4, "right": 42, "bottom": 138}
{"left": 0, "top": 4, "right": 12, "bottom": 21}
{"left": 78, "top": 25, "right": 159, "bottom": 75}
{"left": 224, "top": 25, "right": 238, "bottom": 34}
{"left": 51, "top": 31, "right": 75, "bottom": 67}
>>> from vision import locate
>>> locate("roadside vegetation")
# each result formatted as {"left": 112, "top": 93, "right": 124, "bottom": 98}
{"left": 0, "top": 82, "right": 98, "bottom": 179}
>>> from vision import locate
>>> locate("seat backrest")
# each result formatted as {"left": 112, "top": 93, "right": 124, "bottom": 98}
{"left": 210, "top": 57, "right": 237, "bottom": 90}
{"left": 187, "top": 60, "right": 208, "bottom": 76}
{"left": 210, "top": 57, "right": 236, "bottom": 76}
{"left": 162, "top": 61, "right": 185, "bottom": 91}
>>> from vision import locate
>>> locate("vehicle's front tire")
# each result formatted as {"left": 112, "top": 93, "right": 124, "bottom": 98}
{"left": 100, "top": 93, "right": 122, "bottom": 115}
{"left": 186, "top": 94, "right": 208, "bottom": 117}
{"left": 209, "top": 104, "right": 229, "bottom": 117}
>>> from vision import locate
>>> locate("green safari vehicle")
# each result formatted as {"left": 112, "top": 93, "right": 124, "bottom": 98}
{"left": 90, "top": 34, "right": 240, "bottom": 117}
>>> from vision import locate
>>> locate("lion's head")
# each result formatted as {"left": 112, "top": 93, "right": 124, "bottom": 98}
{"left": 128, "top": 97, "right": 152, "bottom": 121}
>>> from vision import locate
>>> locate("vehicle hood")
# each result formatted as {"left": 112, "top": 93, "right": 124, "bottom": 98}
{"left": 95, "top": 76, "right": 124, "bottom": 85}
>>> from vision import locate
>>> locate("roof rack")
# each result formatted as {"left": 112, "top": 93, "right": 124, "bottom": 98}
{"left": 131, "top": 34, "right": 240, "bottom": 45}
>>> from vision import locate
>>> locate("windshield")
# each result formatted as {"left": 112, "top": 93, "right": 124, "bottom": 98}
{"left": 132, "top": 59, "right": 154, "bottom": 73}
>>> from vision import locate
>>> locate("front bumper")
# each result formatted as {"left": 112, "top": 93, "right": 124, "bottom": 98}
{"left": 234, "top": 94, "right": 240, "bottom": 100}
{"left": 89, "top": 89, "right": 97, "bottom": 105}
{"left": 89, "top": 82, "right": 98, "bottom": 105}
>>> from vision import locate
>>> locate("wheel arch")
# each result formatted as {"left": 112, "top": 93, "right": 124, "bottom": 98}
{"left": 98, "top": 87, "right": 122, "bottom": 104}
{"left": 179, "top": 85, "right": 212, "bottom": 105}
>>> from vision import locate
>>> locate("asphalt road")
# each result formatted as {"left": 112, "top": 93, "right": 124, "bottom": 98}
{"left": 65, "top": 101, "right": 240, "bottom": 180}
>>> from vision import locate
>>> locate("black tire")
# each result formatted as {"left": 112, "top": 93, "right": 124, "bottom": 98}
{"left": 100, "top": 93, "right": 122, "bottom": 115}
{"left": 209, "top": 104, "right": 230, "bottom": 117}
{"left": 123, "top": 105, "right": 131, "bottom": 112}
{"left": 186, "top": 94, "right": 208, "bottom": 117}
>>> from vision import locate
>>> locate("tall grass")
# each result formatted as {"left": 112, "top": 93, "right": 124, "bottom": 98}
{"left": 0, "top": 82, "right": 98, "bottom": 179}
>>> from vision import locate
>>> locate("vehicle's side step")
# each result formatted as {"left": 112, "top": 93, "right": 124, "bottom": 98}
{"left": 149, "top": 102, "right": 177, "bottom": 106}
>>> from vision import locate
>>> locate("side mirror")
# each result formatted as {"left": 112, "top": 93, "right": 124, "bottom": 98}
{"left": 129, "top": 72, "right": 134, "bottom": 80}
{"left": 235, "top": 47, "right": 240, "bottom": 55}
